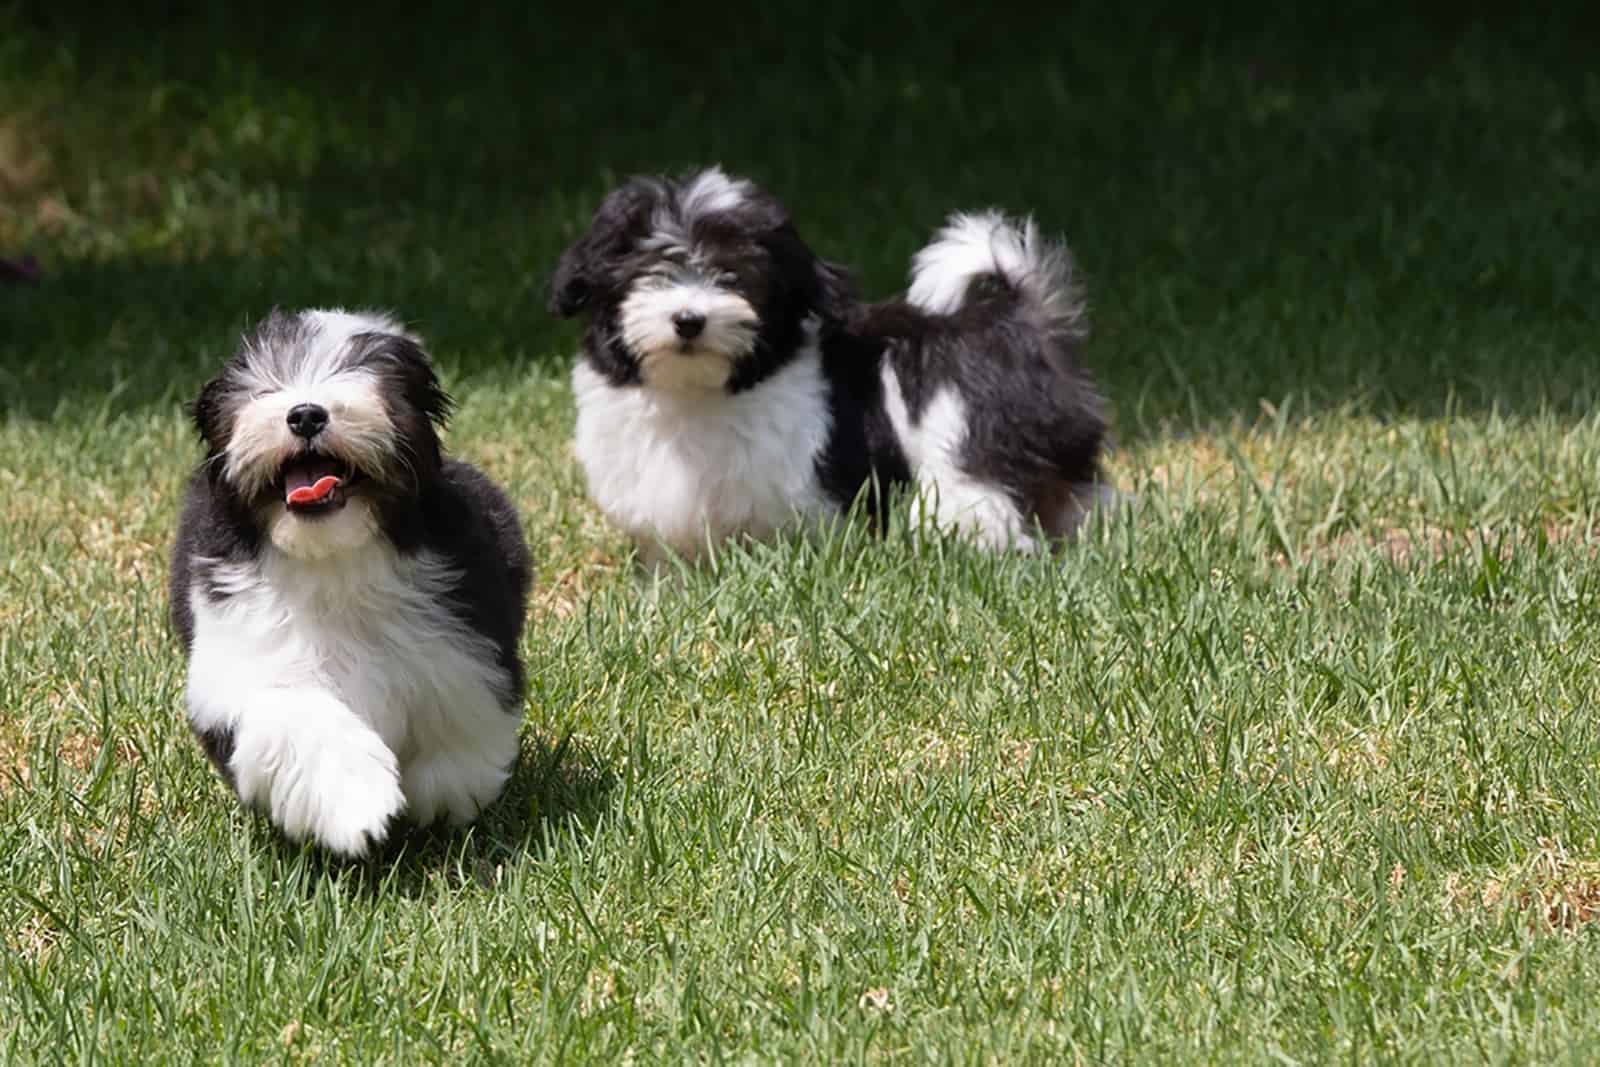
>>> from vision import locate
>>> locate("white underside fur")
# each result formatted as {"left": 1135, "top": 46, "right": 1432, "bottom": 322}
{"left": 880, "top": 368, "right": 1041, "bottom": 552}
{"left": 572, "top": 337, "right": 835, "bottom": 561}
{"left": 184, "top": 539, "right": 519, "bottom": 856}
{"left": 881, "top": 369, "right": 1113, "bottom": 548}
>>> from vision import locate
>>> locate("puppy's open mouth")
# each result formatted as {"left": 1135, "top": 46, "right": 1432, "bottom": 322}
{"left": 279, "top": 454, "right": 362, "bottom": 516}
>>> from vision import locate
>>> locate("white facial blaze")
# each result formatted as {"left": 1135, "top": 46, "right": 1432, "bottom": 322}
{"left": 649, "top": 167, "right": 751, "bottom": 235}
{"left": 215, "top": 308, "right": 417, "bottom": 560}
{"left": 619, "top": 278, "right": 759, "bottom": 391}
{"left": 223, "top": 369, "right": 393, "bottom": 498}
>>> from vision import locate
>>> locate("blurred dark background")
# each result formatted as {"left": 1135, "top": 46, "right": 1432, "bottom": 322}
{"left": 2, "top": 1, "right": 1596, "bottom": 433}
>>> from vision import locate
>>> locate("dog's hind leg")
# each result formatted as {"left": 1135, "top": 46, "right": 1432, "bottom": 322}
{"left": 909, "top": 474, "right": 1040, "bottom": 553}
{"left": 882, "top": 374, "right": 1040, "bottom": 553}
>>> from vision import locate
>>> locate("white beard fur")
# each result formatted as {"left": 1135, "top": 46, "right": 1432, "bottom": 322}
{"left": 571, "top": 333, "right": 836, "bottom": 562}
{"left": 618, "top": 279, "right": 759, "bottom": 393}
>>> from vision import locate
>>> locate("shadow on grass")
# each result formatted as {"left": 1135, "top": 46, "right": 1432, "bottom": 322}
{"left": 6, "top": 1, "right": 1598, "bottom": 432}
{"left": 0, "top": 253, "right": 562, "bottom": 421}
{"left": 271, "top": 730, "right": 616, "bottom": 897}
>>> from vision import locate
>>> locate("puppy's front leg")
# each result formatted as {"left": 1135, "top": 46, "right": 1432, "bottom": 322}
{"left": 224, "top": 689, "right": 406, "bottom": 858}
{"left": 400, "top": 711, "right": 521, "bottom": 829}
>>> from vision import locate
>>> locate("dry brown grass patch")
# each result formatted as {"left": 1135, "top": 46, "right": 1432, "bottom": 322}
{"left": 9, "top": 912, "right": 59, "bottom": 965}
{"left": 532, "top": 545, "right": 623, "bottom": 622}
{"left": 0, "top": 114, "right": 52, "bottom": 198}
{"left": 1318, "top": 525, "right": 1458, "bottom": 565}
{"left": 1304, "top": 520, "right": 1599, "bottom": 568}
{"left": 1138, "top": 436, "right": 1233, "bottom": 499}
{"left": 58, "top": 730, "right": 131, "bottom": 774}
{"left": 0, "top": 728, "right": 25, "bottom": 796}
{"left": 1447, "top": 838, "right": 1600, "bottom": 933}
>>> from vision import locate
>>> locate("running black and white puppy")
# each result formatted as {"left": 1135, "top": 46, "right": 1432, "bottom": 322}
{"left": 548, "top": 167, "right": 1106, "bottom": 559}
{"left": 169, "top": 309, "right": 531, "bottom": 857}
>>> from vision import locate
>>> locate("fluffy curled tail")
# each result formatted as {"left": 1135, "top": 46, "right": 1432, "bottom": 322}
{"left": 905, "top": 211, "right": 1087, "bottom": 340}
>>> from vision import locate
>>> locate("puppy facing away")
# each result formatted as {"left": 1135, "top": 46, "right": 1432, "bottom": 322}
{"left": 169, "top": 309, "right": 531, "bottom": 857}
{"left": 548, "top": 167, "right": 1107, "bottom": 561}
{"left": 866, "top": 211, "right": 1109, "bottom": 550}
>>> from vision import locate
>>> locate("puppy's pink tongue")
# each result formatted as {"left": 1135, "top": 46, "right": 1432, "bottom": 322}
{"left": 286, "top": 474, "right": 341, "bottom": 505}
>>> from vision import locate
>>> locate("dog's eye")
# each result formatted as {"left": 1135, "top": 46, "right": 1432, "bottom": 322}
{"left": 716, "top": 271, "right": 739, "bottom": 287}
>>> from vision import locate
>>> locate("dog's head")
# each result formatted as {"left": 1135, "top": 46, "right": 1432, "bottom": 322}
{"left": 191, "top": 308, "right": 451, "bottom": 560}
{"left": 549, "top": 167, "right": 853, "bottom": 392}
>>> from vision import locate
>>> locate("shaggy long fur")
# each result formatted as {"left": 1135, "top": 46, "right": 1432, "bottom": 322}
{"left": 169, "top": 308, "right": 531, "bottom": 857}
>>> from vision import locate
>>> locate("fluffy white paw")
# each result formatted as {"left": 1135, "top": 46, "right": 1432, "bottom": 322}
{"left": 911, "top": 481, "right": 1037, "bottom": 553}
{"left": 231, "top": 703, "right": 406, "bottom": 858}
{"left": 401, "top": 747, "right": 515, "bottom": 828}
{"left": 291, "top": 741, "right": 405, "bottom": 858}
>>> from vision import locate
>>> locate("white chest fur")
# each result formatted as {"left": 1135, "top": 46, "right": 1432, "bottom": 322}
{"left": 185, "top": 543, "right": 509, "bottom": 763}
{"left": 571, "top": 344, "right": 836, "bottom": 559}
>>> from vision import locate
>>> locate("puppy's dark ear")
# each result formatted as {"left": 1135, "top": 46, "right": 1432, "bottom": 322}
{"left": 548, "top": 245, "right": 594, "bottom": 318}
{"left": 759, "top": 217, "right": 857, "bottom": 326}
{"left": 366, "top": 333, "right": 453, "bottom": 429}
{"left": 188, "top": 374, "right": 232, "bottom": 455}
{"left": 548, "top": 178, "right": 663, "bottom": 317}
{"left": 344, "top": 330, "right": 449, "bottom": 488}
{"left": 814, "top": 256, "right": 857, "bottom": 324}
{"left": 404, "top": 340, "right": 454, "bottom": 430}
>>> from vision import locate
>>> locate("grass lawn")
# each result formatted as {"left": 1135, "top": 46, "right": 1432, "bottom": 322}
{"left": 4, "top": 2, "right": 1600, "bottom": 1061}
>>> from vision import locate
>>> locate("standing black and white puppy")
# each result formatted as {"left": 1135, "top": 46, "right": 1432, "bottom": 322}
{"left": 169, "top": 309, "right": 531, "bottom": 857}
{"left": 548, "top": 167, "right": 1107, "bottom": 560}
{"left": 548, "top": 168, "right": 909, "bottom": 562}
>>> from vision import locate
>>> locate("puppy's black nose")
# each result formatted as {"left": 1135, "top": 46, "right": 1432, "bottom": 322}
{"left": 286, "top": 403, "right": 329, "bottom": 439}
{"left": 671, "top": 309, "right": 706, "bottom": 340}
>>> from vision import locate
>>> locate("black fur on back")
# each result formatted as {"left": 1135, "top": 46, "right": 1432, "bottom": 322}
{"left": 855, "top": 280, "right": 1106, "bottom": 528}
{"left": 814, "top": 326, "right": 914, "bottom": 525}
